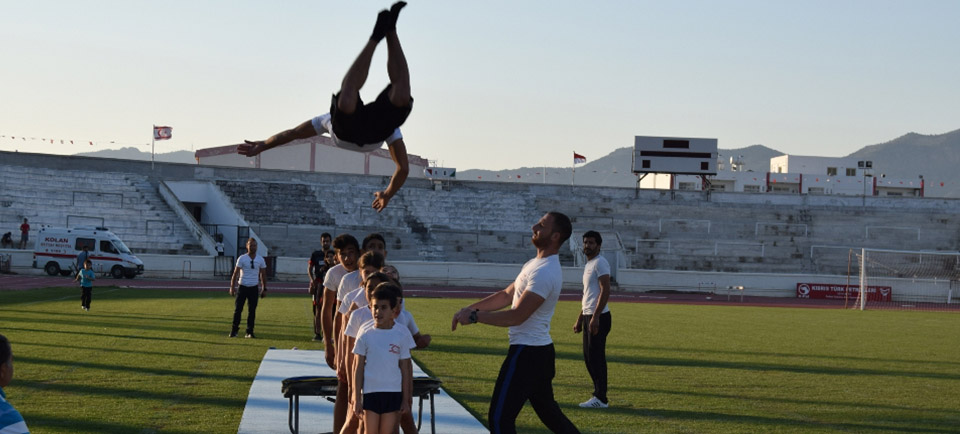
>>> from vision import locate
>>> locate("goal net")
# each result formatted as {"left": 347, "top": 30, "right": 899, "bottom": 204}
{"left": 851, "top": 248, "right": 960, "bottom": 311}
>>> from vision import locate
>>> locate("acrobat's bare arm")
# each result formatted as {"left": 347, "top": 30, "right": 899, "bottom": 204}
{"left": 371, "top": 138, "right": 409, "bottom": 212}
{"left": 238, "top": 120, "right": 317, "bottom": 157}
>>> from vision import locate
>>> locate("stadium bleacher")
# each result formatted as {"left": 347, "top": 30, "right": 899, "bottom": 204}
{"left": 4, "top": 150, "right": 960, "bottom": 276}
{"left": 0, "top": 163, "right": 205, "bottom": 255}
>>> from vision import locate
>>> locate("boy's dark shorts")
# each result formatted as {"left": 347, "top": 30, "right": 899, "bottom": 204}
{"left": 362, "top": 391, "right": 403, "bottom": 414}
{"left": 330, "top": 84, "right": 413, "bottom": 146}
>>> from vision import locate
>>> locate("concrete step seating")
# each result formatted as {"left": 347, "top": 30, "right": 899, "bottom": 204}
{"left": 216, "top": 180, "right": 427, "bottom": 260}
{"left": 213, "top": 179, "right": 548, "bottom": 263}
{"left": 534, "top": 188, "right": 960, "bottom": 273}
{"left": 0, "top": 164, "right": 204, "bottom": 255}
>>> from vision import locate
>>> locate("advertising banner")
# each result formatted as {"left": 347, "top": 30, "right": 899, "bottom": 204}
{"left": 796, "top": 283, "right": 892, "bottom": 302}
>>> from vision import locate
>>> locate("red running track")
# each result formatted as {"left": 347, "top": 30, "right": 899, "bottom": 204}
{"left": 0, "top": 274, "right": 867, "bottom": 309}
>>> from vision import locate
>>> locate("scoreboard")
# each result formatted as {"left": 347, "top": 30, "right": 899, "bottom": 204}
{"left": 632, "top": 136, "right": 718, "bottom": 175}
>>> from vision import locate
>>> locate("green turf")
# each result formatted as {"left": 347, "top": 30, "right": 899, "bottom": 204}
{"left": 1, "top": 287, "right": 958, "bottom": 433}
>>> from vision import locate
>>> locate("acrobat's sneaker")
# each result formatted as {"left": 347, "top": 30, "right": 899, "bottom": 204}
{"left": 579, "top": 396, "right": 609, "bottom": 408}
{"left": 389, "top": 1, "right": 407, "bottom": 30}
{"left": 370, "top": 10, "right": 390, "bottom": 41}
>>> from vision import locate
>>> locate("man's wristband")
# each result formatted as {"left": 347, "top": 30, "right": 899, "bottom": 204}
{"left": 468, "top": 309, "right": 479, "bottom": 324}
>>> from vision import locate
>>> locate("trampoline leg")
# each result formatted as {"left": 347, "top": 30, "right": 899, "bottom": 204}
{"left": 416, "top": 394, "right": 424, "bottom": 430}
{"left": 292, "top": 395, "right": 300, "bottom": 434}
{"left": 430, "top": 391, "right": 436, "bottom": 434}
{"left": 287, "top": 395, "right": 300, "bottom": 434}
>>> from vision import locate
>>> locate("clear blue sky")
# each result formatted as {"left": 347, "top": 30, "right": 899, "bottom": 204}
{"left": 1, "top": 0, "right": 958, "bottom": 170}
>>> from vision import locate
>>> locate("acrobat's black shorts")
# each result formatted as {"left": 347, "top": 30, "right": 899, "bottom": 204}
{"left": 330, "top": 84, "right": 413, "bottom": 146}
{"left": 362, "top": 391, "right": 403, "bottom": 414}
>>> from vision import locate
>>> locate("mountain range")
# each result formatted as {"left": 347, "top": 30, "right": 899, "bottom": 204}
{"left": 74, "top": 129, "right": 960, "bottom": 197}
{"left": 75, "top": 147, "right": 197, "bottom": 164}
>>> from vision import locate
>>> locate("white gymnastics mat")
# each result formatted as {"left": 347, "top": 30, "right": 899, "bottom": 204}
{"left": 237, "top": 349, "right": 487, "bottom": 434}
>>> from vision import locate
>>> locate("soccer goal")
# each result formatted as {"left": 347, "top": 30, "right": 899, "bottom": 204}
{"left": 851, "top": 248, "right": 960, "bottom": 311}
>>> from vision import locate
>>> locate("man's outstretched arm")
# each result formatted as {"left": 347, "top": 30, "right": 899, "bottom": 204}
{"left": 238, "top": 120, "right": 317, "bottom": 157}
{"left": 372, "top": 138, "right": 409, "bottom": 212}
{"left": 451, "top": 283, "right": 516, "bottom": 331}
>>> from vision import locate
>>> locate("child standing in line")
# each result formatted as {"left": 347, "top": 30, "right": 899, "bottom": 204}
{"left": 352, "top": 284, "right": 414, "bottom": 434}
{"left": 73, "top": 259, "right": 95, "bottom": 311}
{"left": 338, "top": 264, "right": 390, "bottom": 434}
{"left": 380, "top": 265, "right": 431, "bottom": 350}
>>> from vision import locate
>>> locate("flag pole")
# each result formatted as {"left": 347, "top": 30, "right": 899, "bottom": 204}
{"left": 572, "top": 151, "right": 576, "bottom": 186}
{"left": 151, "top": 125, "right": 155, "bottom": 170}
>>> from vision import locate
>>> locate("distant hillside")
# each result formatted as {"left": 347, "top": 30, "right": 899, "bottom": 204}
{"left": 74, "top": 147, "right": 197, "bottom": 164}
{"left": 847, "top": 129, "right": 960, "bottom": 197}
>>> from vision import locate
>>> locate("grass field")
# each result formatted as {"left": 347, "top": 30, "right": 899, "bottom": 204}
{"left": 1, "top": 286, "right": 958, "bottom": 433}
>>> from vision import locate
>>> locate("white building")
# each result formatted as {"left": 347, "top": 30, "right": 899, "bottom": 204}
{"left": 641, "top": 154, "right": 936, "bottom": 198}
{"left": 194, "top": 136, "right": 431, "bottom": 179}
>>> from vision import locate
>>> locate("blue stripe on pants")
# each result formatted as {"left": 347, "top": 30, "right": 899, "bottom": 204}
{"left": 491, "top": 345, "right": 524, "bottom": 434}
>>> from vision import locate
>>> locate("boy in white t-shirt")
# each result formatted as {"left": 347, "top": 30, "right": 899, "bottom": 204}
{"left": 339, "top": 246, "right": 386, "bottom": 318}
{"left": 337, "top": 251, "right": 386, "bottom": 382}
{"left": 336, "top": 235, "right": 388, "bottom": 351}
{"left": 340, "top": 270, "right": 393, "bottom": 434}
{"left": 380, "top": 265, "right": 431, "bottom": 350}
{"left": 343, "top": 255, "right": 429, "bottom": 434}
{"left": 353, "top": 283, "right": 414, "bottom": 434}
{"left": 336, "top": 236, "right": 388, "bottom": 380}
{"left": 345, "top": 273, "right": 425, "bottom": 434}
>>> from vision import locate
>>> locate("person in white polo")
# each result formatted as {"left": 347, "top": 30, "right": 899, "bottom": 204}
{"left": 574, "top": 230, "right": 612, "bottom": 409}
{"left": 453, "top": 212, "right": 580, "bottom": 434}
{"left": 228, "top": 238, "right": 267, "bottom": 338}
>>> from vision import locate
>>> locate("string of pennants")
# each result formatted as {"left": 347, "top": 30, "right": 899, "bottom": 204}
{"left": 0, "top": 134, "right": 148, "bottom": 148}
{"left": 475, "top": 170, "right": 612, "bottom": 180}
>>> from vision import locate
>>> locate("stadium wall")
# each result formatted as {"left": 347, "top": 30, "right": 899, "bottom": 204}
{"left": 1, "top": 248, "right": 833, "bottom": 298}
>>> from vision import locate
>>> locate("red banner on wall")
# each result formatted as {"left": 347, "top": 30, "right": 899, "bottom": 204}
{"left": 796, "top": 283, "right": 892, "bottom": 302}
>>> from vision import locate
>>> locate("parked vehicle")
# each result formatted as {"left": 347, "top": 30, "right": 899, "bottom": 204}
{"left": 33, "top": 226, "right": 144, "bottom": 279}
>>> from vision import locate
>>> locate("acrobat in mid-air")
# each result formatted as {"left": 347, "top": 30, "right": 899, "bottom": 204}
{"left": 239, "top": 2, "right": 412, "bottom": 212}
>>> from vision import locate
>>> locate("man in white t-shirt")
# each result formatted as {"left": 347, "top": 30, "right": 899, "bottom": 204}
{"left": 574, "top": 230, "right": 612, "bottom": 409}
{"left": 237, "top": 2, "right": 412, "bottom": 213}
{"left": 452, "top": 212, "right": 580, "bottom": 434}
{"left": 228, "top": 238, "right": 267, "bottom": 338}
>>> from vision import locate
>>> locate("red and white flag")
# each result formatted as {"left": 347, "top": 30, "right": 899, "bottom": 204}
{"left": 153, "top": 125, "right": 173, "bottom": 140}
{"left": 573, "top": 152, "right": 586, "bottom": 164}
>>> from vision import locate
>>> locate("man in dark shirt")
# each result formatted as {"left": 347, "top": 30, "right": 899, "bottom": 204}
{"left": 308, "top": 247, "right": 331, "bottom": 341}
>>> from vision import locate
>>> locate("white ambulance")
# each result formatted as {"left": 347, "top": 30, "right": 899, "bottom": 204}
{"left": 33, "top": 226, "right": 144, "bottom": 279}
